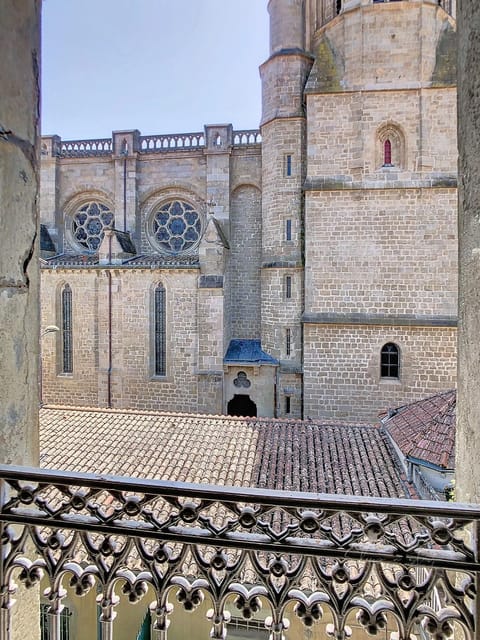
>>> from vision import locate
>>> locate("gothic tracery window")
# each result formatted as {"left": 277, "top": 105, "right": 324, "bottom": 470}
{"left": 71, "top": 201, "right": 114, "bottom": 252}
{"left": 61, "top": 284, "right": 73, "bottom": 374}
{"left": 376, "top": 124, "right": 405, "bottom": 170}
{"left": 154, "top": 283, "right": 166, "bottom": 376}
{"left": 149, "top": 200, "right": 203, "bottom": 255}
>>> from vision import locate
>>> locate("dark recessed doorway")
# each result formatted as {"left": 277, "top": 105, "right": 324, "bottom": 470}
{"left": 227, "top": 394, "right": 257, "bottom": 417}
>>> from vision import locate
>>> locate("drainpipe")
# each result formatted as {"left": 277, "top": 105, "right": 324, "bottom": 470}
{"left": 122, "top": 138, "right": 128, "bottom": 232}
{"left": 106, "top": 233, "right": 113, "bottom": 408}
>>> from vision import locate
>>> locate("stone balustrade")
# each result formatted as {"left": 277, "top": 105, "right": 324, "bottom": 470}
{"left": 43, "top": 128, "right": 263, "bottom": 159}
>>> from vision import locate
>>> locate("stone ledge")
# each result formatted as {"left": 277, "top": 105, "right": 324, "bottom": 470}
{"left": 262, "top": 260, "right": 303, "bottom": 269}
{"left": 304, "top": 176, "right": 457, "bottom": 191}
{"left": 302, "top": 313, "right": 458, "bottom": 327}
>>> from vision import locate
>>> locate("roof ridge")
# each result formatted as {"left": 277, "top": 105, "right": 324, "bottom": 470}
{"left": 41, "top": 405, "right": 374, "bottom": 428}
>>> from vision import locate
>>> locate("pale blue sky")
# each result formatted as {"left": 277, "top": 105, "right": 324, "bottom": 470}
{"left": 41, "top": 1, "right": 269, "bottom": 140}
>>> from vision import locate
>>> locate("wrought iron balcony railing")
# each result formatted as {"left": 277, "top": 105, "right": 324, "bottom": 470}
{"left": 0, "top": 464, "right": 478, "bottom": 640}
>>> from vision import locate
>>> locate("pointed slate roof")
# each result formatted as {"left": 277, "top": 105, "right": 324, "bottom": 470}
{"left": 382, "top": 389, "right": 456, "bottom": 470}
{"left": 224, "top": 340, "right": 278, "bottom": 365}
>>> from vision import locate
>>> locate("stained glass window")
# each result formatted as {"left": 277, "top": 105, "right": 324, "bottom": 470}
{"left": 71, "top": 201, "right": 114, "bottom": 252}
{"left": 154, "top": 284, "right": 166, "bottom": 376}
{"left": 150, "top": 200, "right": 202, "bottom": 255}
{"left": 383, "top": 139, "right": 392, "bottom": 166}
{"left": 62, "top": 284, "right": 73, "bottom": 374}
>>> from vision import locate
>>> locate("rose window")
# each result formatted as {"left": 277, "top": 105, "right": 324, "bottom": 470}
{"left": 72, "top": 202, "right": 114, "bottom": 252}
{"left": 151, "top": 200, "right": 202, "bottom": 254}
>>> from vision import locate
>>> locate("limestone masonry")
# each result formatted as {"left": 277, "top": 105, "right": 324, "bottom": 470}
{"left": 40, "top": 0, "right": 457, "bottom": 421}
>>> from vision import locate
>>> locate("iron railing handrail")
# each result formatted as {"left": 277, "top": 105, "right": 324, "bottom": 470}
{"left": 1, "top": 463, "right": 477, "bottom": 519}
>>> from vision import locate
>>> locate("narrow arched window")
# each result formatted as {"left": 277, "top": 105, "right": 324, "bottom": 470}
{"left": 154, "top": 284, "right": 166, "bottom": 376}
{"left": 380, "top": 343, "right": 399, "bottom": 379}
{"left": 61, "top": 284, "right": 73, "bottom": 374}
{"left": 383, "top": 139, "right": 392, "bottom": 166}
{"left": 285, "top": 275, "right": 292, "bottom": 299}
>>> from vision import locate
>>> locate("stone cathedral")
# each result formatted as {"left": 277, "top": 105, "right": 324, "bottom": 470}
{"left": 39, "top": 0, "right": 457, "bottom": 421}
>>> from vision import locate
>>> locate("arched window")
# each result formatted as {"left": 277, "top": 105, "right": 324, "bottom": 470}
{"left": 154, "top": 284, "right": 166, "bottom": 376}
{"left": 383, "top": 139, "right": 392, "bottom": 166}
{"left": 380, "top": 343, "right": 400, "bottom": 379}
{"left": 61, "top": 284, "right": 73, "bottom": 374}
{"left": 376, "top": 123, "right": 405, "bottom": 170}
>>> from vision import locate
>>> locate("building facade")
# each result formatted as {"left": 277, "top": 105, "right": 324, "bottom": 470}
{"left": 40, "top": 0, "right": 457, "bottom": 421}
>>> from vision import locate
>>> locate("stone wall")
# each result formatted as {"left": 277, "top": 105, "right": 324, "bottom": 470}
{"left": 0, "top": 0, "right": 40, "bottom": 467}
{"left": 304, "top": 188, "right": 457, "bottom": 317}
{"left": 229, "top": 185, "right": 262, "bottom": 339}
{"left": 0, "top": 4, "right": 41, "bottom": 639}
{"left": 301, "top": 0, "right": 457, "bottom": 419}
{"left": 41, "top": 267, "right": 203, "bottom": 412}
{"left": 304, "top": 323, "right": 457, "bottom": 420}
{"left": 456, "top": 0, "right": 480, "bottom": 502}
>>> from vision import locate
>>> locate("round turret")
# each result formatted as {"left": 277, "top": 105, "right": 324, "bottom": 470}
{"left": 268, "top": 0, "right": 305, "bottom": 54}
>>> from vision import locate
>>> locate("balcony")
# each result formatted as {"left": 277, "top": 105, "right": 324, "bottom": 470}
{"left": 0, "top": 464, "right": 477, "bottom": 640}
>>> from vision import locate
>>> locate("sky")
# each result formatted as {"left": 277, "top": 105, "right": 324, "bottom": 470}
{"left": 41, "top": 1, "right": 269, "bottom": 140}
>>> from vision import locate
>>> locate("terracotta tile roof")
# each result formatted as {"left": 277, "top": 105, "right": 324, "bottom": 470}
{"left": 40, "top": 407, "right": 413, "bottom": 499}
{"left": 122, "top": 254, "right": 199, "bottom": 267}
{"left": 382, "top": 389, "right": 456, "bottom": 469}
{"left": 42, "top": 253, "right": 199, "bottom": 268}
{"left": 43, "top": 253, "right": 99, "bottom": 266}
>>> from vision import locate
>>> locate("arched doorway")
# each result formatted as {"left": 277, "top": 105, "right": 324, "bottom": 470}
{"left": 227, "top": 394, "right": 257, "bottom": 417}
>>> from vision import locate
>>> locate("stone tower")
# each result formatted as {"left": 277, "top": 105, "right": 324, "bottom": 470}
{"left": 261, "top": 0, "right": 457, "bottom": 419}
{"left": 260, "top": 0, "right": 314, "bottom": 418}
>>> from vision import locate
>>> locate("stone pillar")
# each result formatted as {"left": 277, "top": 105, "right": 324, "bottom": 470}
{"left": 112, "top": 130, "right": 140, "bottom": 240}
{"left": 204, "top": 124, "right": 232, "bottom": 225}
{"left": 456, "top": 0, "right": 480, "bottom": 503}
{"left": 0, "top": 0, "right": 41, "bottom": 467}
{"left": 0, "top": 5, "right": 42, "bottom": 640}
{"left": 260, "top": 4, "right": 313, "bottom": 418}
{"left": 39, "top": 135, "right": 60, "bottom": 248}
{"left": 268, "top": 0, "right": 305, "bottom": 54}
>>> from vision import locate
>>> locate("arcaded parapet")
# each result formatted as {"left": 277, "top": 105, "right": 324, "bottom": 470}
{"left": 457, "top": 0, "right": 480, "bottom": 503}
{"left": 0, "top": 0, "right": 40, "bottom": 467}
